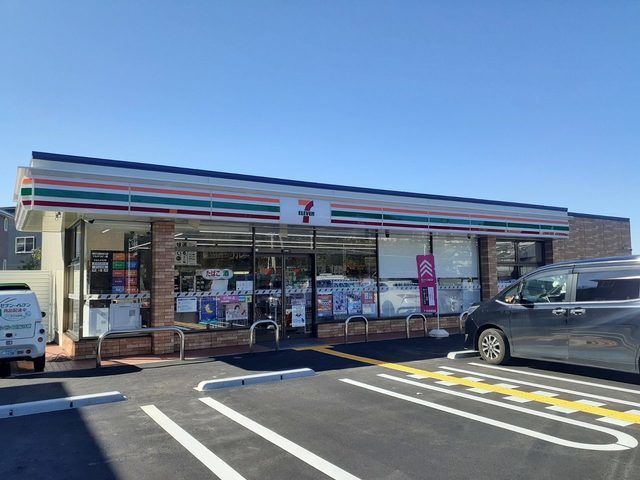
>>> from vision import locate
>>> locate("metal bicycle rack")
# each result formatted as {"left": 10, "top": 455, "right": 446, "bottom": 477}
{"left": 344, "top": 315, "right": 369, "bottom": 344}
{"left": 249, "top": 320, "right": 280, "bottom": 352}
{"left": 96, "top": 326, "right": 186, "bottom": 368}
{"left": 405, "top": 313, "right": 428, "bottom": 339}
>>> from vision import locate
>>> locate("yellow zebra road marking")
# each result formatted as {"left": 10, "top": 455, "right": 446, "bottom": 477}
{"left": 310, "top": 346, "right": 640, "bottom": 425}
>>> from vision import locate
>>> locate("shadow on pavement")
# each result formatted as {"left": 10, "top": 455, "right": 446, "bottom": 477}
{"left": 0, "top": 382, "right": 118, "bottom": 480}
{"left": 216, "top": 335, "right": 465, "bottom": 373}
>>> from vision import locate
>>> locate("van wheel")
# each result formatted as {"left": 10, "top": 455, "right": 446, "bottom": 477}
{"left": 33, "top": 355, "right": 46, "bottom": 372}
{"left": 0, "top": 362, "right": 10, "bottom": 377}
{"left": 478, "top": 328, "right": 510, "bottom": 365}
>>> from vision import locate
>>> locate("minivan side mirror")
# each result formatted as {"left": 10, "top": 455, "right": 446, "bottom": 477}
{"left": 41, "top": 311, "right": 46, "bottom": 318}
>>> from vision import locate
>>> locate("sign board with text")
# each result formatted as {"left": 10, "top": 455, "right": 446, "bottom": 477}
{"left": 416, "top": 254, "right": 438, "bottom": 313}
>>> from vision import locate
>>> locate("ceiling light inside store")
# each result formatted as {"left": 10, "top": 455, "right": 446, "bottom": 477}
{"left": 199, "top": 230, "right": 253, "bottom": 235}
{"left": 101, "top": 229, "right": 111, "bottom": 234}
{"left": 196, "top": 243, "right": 253, "bottom": 248}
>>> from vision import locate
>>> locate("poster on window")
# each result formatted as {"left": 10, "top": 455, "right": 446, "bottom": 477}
{"left": 225, "top": 302, "right": 248, "bottom": 322}
{"left": 416, "top": 254, "right": 438, "bottom": 313}
{"left": 347, "top": 294, "right": 362, "bottom": 315}
{"left": 199, "top": 296, "right": 218, "bottom": 325}
{"left": 175, "top": 241, "right": 198, "bottom": 266}
{"left": 291, "top": 297, "right": 306, "bottom": 327}
{"left": 332, "top": 291, "right": 348, "bottom": 315}
{"left": 361, "top": 291, "right": 376, "bottom": 315}
{"left": 317, "top": 294, "right": 333, "bottom": 317}
{"left": 90, "top": 251, "right": 112, "bottom": 293}
{"left": 176, "top": 296, "right": 198, "bottom": 313}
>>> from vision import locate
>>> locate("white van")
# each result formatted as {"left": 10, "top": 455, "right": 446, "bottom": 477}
{"left": 0, "top": 284, "right": 47, "bottom": 376}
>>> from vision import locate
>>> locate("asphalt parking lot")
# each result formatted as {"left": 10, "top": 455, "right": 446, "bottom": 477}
{"left": 2, "top": 335, "right": 640, "bottom": 480}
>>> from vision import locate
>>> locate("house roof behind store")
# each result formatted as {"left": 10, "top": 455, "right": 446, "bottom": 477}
{"left": 32, "top": 151, "right": 567, "bottom": 212}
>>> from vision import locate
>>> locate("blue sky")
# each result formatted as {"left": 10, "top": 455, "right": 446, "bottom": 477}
{"left": 1, "top": 1, "right": 638, "bottom": 251}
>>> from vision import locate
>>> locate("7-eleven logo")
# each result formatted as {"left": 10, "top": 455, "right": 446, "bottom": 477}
{"left": 297, "top": 199, "right": 315, "bottom": 224}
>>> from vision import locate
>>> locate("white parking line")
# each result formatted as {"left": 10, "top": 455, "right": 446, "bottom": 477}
{"left": 547, "top": 406, "right": 579, "bottom": 414}
{"left": 469, "top": 362, "right": 640, "bottom": 395}
{"left": 340, "top": 377, "right": 637, "bottom": 451}
{"left": 467, "top": 387, "right": 491, "bottom": 394}
{"left": 493, "top": 383, "right": 519, "bottom": 389}
{"left": 596, "top": 410, "right": 640, "bottom": 427}
{"left": 200, "top": 397, "right": 361, "bottom": 480}
{"left": 141, "top": 405, "right": 246, "bottom": 480}
{"left": 577, "top": 400, "right": 607, "bottom": 407}
{"left": 503, "top": 396, "right": 531, "bottom": 403}
{"left": 441, "top": 365, "right": 640, "bottom": 409}
{"left": 531, "top": 391, "right": 558, "bottom": 398}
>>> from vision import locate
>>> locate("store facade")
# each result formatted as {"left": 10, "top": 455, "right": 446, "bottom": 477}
{"left": 13, "top": 152, "right": 632, "bottom": 358}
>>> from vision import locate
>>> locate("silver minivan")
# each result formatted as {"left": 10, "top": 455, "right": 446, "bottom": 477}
{"left": 464, "top": 256, "right": 640, "bottom": 372}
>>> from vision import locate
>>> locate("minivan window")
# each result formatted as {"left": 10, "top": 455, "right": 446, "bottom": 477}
{"left": 520, "top": 271, "right": 569, "bottom": 304}
{"left": 499, "top": 283, "right": 519, "bottom": 304}
{"left": 575, "top": 269, "right": 640, "bottom": 302}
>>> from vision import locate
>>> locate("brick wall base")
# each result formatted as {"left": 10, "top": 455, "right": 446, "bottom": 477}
{"left": 317, "top": 316, "right": 462, "bottom": 338}
{"left": 59, "top": 329, "right": 252, "bottom": 360}
{"left": 59, "top": 317, "right": 460, "bottom": 360}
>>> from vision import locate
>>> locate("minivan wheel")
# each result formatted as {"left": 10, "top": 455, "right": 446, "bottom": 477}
{"left": 33, "top": 355, "right": 46, "bottom": 372}
{"left": 478, "top": 328, "right": 510, "bottom": 365}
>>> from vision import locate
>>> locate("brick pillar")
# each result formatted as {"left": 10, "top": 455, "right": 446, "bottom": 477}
{"left": 544, "top": 238, "right": 566, "bottom": 265}
{"left": 479, "top": 236, "right": 498, "bottom": 301}
{"left": 151, "top": 221, "right": 175, "bottom": 354}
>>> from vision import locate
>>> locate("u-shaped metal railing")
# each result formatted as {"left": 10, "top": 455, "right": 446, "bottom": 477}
{"left": 96, "top": 326, "right": 186, "bottom": 368}
{"left": 405, "top": 313, "right": 428, "bottom": 338}
{"left": 249, "top": 320, "right": 280, "bottom": 352}
{"left": 344, "top": 315, "right": 369, "bottom": 344}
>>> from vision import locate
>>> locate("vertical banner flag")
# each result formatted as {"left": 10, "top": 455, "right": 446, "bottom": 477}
{"left": 416, "top": 254, "right": 438, "bottom": 313}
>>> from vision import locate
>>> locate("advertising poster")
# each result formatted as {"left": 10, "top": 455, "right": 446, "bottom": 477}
{"left": 332, "top": 291, "right": 348, "bottom": 315}
{"left": 176, "top": 297, "right": 198, "bottom": 313}
{"left": 90, "top": 251, "right": 111, "bottom": 293}
{"left": 236, "top": 280, "right": 253, "bottom": 292}
{"left": 291, "top": 297, "right": 306, "bottom": 327}
{"left": 199, "top": 296, "right": 218, "bottom": 325}
{"left": 361, "top": 291, "right": 376, "bottom": 315}
{"left": 416, "top": 254, "right": 438, "bottom": 313}
{"left": 112, "top": 252, "right": 126, "bottom": 294}
{"left": 347, "top": 294, "right": 362, "bottom": 315}
{"left": 175, "top": 241, "right": 198, "bottom": 266}
{"left": 316, "top": 294, "right": 333, "bottom": 317}
{"left": 225, "top": 302, "right": 248, "bottom": 321}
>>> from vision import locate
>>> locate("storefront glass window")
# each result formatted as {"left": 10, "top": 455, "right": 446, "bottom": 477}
{"left": 315, "top": 228, "right": 378, "bottom": 322}
{"left": 378, "top": 232, "right": 430, "bottom": 318}
{"left": 432, "top": 236, "right": 481, "bottom": 315}
{"left": 83, "top": 222, "right": 152, "bottom": 338}
{"left": 64, "top": 222, "right": 83, "bottom": 337}
{"left": 496, "top": 239, "right": 545, "bottom": 290}
{"left": 254, "top": 226, "right": 313, "bottom": 251}
{"left": 174, "top": 223, "right": 253, "bottom": 330}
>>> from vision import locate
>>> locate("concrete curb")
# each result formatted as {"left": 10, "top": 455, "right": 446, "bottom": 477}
{"left": 195, "top": 368, "right": 316, "bottom": 391}
{"left": 0, "top": 391, "right": 127, "bottom": 419}
{"left": 447, "top": 350, "right": 480, "bottom": 360}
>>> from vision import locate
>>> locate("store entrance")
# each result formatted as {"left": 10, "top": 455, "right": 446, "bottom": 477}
{"left": 254, "top": 254, "right": 314, "bottom": 339}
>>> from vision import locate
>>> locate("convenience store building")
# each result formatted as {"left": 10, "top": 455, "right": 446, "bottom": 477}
{"left": 13, "top": 152, "right": 632, "bottom": 358}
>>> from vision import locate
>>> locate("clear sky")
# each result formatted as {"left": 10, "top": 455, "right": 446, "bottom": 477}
{"left": 1, "top": 1, "right": 638, "bottom": 251}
